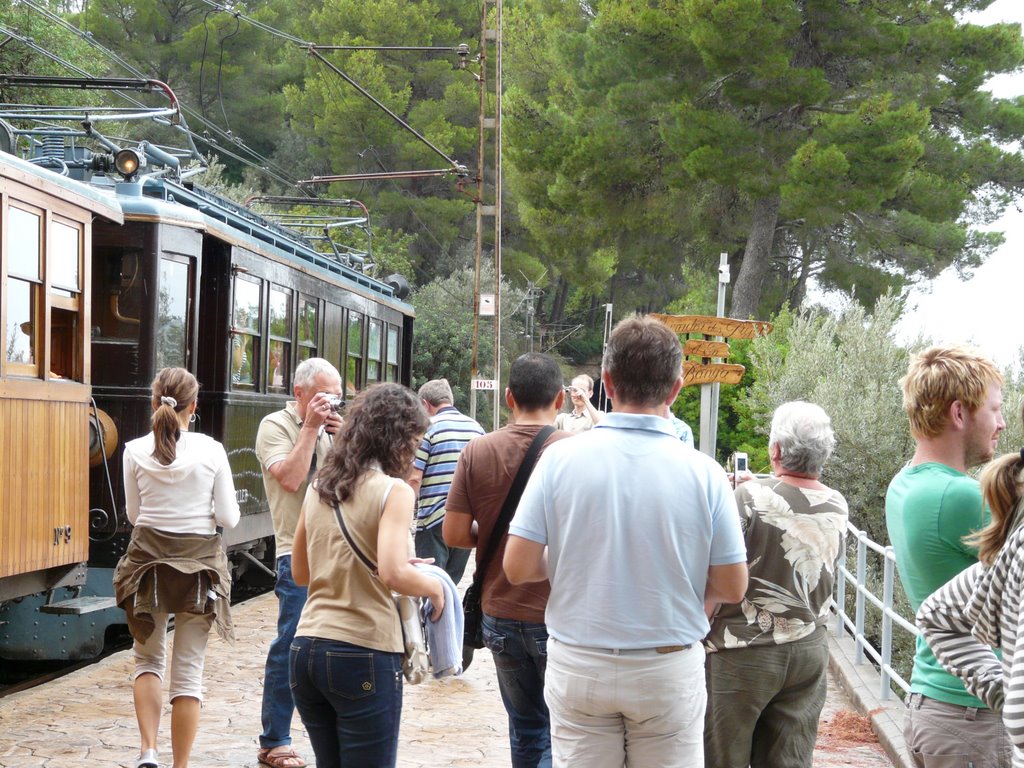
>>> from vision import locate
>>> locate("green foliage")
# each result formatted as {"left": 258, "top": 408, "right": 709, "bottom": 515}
{"left": 0, "top": 1, "right": 108, "bottom": 110}
{"left": 505, "top": 0, "right": 1024, "bottom": 323}
{"left": 744, "top": 295, "right": 920, "bottom": 542}
{"left": 410, "top": 266, "right": 526, "bottom": 426}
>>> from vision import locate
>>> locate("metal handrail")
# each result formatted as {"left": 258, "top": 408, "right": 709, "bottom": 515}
{"left": 833, "top": 521, "right": 917, "bottom": 700}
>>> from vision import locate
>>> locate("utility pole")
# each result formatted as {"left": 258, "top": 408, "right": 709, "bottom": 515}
{"left": 468, "top": 0, "right": 503, "bottom": 431}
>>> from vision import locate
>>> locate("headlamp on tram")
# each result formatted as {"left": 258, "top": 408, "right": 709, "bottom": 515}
{"left": 114, "top": 148, "right": 143, "bottom": 180}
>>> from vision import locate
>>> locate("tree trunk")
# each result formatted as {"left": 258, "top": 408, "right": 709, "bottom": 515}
{"left": 789, "top": 241, "right": 814, "bottom": 308}
{"left": 550, "top": 277, "right": 569, "bottom": 324}
{"left": 729, "top": 194, "right": 781, "bottom": 320}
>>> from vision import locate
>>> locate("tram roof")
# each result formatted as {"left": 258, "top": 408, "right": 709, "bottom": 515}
{"left": 0, "top": 150, "right": 123, "bottom": 224}
{"left": 116, "top": 175, "right": 414, "bottom": 315}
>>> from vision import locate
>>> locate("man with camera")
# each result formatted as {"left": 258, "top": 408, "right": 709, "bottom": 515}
{"left": 409, "top": 378, "right": 485, "bottom": 584}
{"left": 254, "top": 357, "right": 343, "bottom": 768}
{"left": 553, "top": 374, "right": 602, "bottom": 434}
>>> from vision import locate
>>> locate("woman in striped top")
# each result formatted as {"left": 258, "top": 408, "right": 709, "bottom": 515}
{"left": 917, "top": 448, "right": 1024, "bottom": 765}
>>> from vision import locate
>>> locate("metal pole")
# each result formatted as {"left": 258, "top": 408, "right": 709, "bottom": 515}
{"left": 468, "top": 0, "right": 488, "bottom": 421}
{"left": 699, "top": 253, "right": 729, "bottom": 457}
{"left": 600, "top": 303, "right": 613, "bottom": 412}
{"left": 492, "top": 0, "right": 503, "bottom": 432}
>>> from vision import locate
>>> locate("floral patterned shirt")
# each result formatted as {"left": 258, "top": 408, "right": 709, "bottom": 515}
{"left": 704, "top": 477, "right": 848, "bottom": 651}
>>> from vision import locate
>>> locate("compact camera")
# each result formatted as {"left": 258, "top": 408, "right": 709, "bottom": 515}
{"left": 325, "top": 395, "right": 346, "bottom": 414}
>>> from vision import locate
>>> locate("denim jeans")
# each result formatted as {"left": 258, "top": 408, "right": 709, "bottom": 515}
{"left": 415, "top": 522, "right": 471, "bottom": 584}
{"left": 289, "top": 636, "right": 404, "bottom": 768}
{"left": 483, "top": 613, "right": 553, "bottom": 768}
{"left": 260, "top": 556, "right": 308, "bottom": 749}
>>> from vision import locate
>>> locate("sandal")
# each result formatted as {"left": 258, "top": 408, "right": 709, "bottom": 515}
{"left": 134, "top": 748, "right": 159, "bottom": 768}
{"left": 257, "top": 747, "right": 307, "bottom": 768}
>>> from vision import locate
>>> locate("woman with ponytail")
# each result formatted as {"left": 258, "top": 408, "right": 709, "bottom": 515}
{"left": 918, "top": 445, "right": 1024, "bottom": 764}
{"left": 113, "top": 367, "right": 240, "bottom": 768}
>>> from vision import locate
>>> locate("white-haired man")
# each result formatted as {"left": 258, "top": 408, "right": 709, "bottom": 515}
{"left": 255, "top": 358, "right": 342, "bottom": 768}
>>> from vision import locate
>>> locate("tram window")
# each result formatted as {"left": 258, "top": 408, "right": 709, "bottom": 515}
{"left": 346, "top": 311, "right": 364, "bottom": 396}
{"left": 8, "top": 206, "right": 41, "bottom": 281}
{"left": 5, "top": 206, "right": 41, "bottom": 376}
{"left": 156, "top": 258, "right": 190, "bottom": 370}
{"left": 297, "top": 296, "right": 318, "bottom": 362}
{"left": 268, "top": 287, "right": 292, "bottom": 393}
{"left": 386, "top": 326, "right": 399, "bottom": 382}
{"left": 231, "top": 275, "right": 262, "bottom": 390}
{"left": 367, "top": 319, "right": 383, "bottom": 381}
{"left": 5, "top": 278, "right": 38, "bottom": 373}
{"left": 50, "top": 220, "right": 81, "bottom": 293}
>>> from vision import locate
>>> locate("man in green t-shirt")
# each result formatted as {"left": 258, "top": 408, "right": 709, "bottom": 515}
{"left": 886, "top": 346, "right": 1008, "bottom": 767}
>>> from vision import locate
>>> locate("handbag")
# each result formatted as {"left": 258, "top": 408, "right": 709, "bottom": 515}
{"left": 462, "top": 425, "right": 555, "bottom": 667}
{"left": 331, "top": 494, "right": 431, "bottom": 685}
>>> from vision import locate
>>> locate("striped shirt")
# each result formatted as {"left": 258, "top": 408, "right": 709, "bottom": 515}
{"left": 413, "top": 406, "right": 484, "bottom": 530}
{"left": 917, "top": 516, "right": 1024, "bottom": 762}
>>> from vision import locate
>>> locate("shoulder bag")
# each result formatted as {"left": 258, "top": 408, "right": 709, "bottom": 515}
{"left": 331, "top": 492, "right": 430, "bottom": 685}
{"left": 462, "top": 425, "right": 555, "bottom": 669}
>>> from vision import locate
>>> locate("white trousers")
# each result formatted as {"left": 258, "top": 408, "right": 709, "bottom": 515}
{"left": 132, "top": 611, "right": 214, "bottom": 703}
{"left": 545, "top": 638, "right": 706, "bottom": 768}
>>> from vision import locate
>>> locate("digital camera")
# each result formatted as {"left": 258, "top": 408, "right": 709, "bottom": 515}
{"left": 326, "top": 394, "right": 345, "bottom": 414}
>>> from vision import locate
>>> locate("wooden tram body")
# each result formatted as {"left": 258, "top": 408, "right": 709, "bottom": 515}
{"left": 0, "top": 147, "right": 414, "bottom": 661}
{"left": 0, "top": 153, "right": 123, "bottom": 603}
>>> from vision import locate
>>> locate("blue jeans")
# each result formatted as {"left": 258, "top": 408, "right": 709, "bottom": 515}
{"left": 260, "top": 556, "right": 308, "bottom": 749}
{"left": 289, "top": 636, "right": 403, "bottom": 768}
{"left": 415, "top": 522, "right": 471, "bottom": 584}
{"left": 483, "top": 613, "right": 553, "bottom": 768}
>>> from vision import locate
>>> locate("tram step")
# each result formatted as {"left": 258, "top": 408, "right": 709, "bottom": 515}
{"left": 40, "top": 596, "right": 119, "bottom": 615}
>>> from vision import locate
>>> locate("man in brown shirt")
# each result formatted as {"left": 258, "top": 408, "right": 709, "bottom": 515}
{"left": 444, "top": 352, "right": 568, "bottom": 768}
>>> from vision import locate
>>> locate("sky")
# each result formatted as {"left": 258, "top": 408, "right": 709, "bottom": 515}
{"left": 892, "top": 0, "right": 1024, "bottom": 370}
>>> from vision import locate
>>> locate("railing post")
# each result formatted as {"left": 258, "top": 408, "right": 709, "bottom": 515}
{"left": 835, "top": 540, "right": 847, "bottom": 638}
{"left": 855, "top": 532, "right": 867, "bottom": 665}
{"left": 881, "top": 548, "right": 895, "bottom": 700}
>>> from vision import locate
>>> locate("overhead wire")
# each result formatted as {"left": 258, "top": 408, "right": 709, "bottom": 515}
{"left": 13, "top": 0, "right": 477, "bottom": 290}
{"left": 17, "top": 0, "right": 303, "bottom": 188}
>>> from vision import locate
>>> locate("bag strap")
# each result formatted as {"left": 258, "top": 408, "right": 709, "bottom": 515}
{"left": 471, "top": 425, "right": 555, "bottom": 590}
{"left": 331, "top": 480, "right": 391, "bottom": 578}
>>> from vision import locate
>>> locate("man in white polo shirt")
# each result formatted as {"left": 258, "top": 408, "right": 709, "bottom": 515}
{"left": 505, "top": 314, "right": 748, "bottom": 768}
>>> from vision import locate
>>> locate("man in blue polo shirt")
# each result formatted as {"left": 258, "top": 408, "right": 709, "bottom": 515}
{"left": 505, "top": 315, "right": 748, "bottom": 768}
{"left": 409, "top": 378, "right": 485, "bottom": 583}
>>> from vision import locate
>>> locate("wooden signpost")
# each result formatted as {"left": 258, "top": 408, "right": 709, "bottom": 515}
{"left": 683, "top": 361, "right": 745, "bottom": 387}
{"left": 653, "top": 314, "right": 774, "bottom": 342}
{"left": 651, "top": 313, "right": 774, "bottom": 388}
{"left": 654, "top": 307, "right": 774, "bottom": 455}
{"left": 682, "top": 339, "right": 730, "bottom": 359}
{"left": 650, "top": 256, "right": 774, "bottom": 456}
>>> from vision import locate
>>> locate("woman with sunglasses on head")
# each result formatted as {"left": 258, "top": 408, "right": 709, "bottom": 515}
{"left": 113, "top": 367, "right": 240, "bottom": 768}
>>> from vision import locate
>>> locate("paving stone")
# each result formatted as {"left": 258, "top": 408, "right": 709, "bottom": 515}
{"left": 0, "top": 590, "right": 893, "bottom": 767}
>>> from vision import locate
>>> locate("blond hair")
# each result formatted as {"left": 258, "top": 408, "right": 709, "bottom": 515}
{"left": 900, "top": 346, "right": 1002, "bottom": 439}
{"left": 966, "top": 451, "right": 1024, "bottom": 565}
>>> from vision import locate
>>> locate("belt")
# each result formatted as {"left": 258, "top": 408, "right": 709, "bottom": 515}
{"left": 571, "top": 643, "right": 692, "bottom": 655}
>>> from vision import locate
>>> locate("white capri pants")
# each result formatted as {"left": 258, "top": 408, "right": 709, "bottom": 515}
{"left": 132, "top": 611, "right": 214, "bottom": 703}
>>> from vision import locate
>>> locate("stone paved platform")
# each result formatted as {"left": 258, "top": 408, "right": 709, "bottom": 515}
{"left": 0, "top": 591, "right": 893, "bottom": 767}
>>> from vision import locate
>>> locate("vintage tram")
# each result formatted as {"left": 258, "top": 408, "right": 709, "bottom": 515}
{"left": 0, "top": 98, "right": 414, "bottom": 661}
